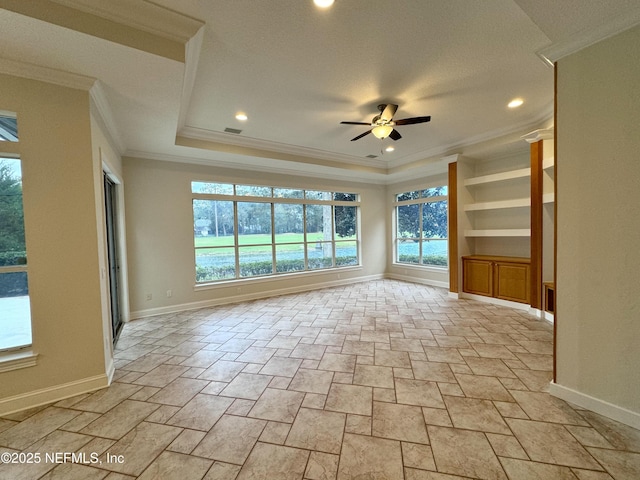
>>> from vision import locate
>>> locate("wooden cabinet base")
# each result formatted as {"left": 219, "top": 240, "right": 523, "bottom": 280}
{"left": 462, "top": 255, "right": 531, "bottom": 304}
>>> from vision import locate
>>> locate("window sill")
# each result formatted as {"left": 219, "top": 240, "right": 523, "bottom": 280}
{"left": 393, "top": 262, "right": 449, "bottom": 273}
{"left": 0, "top": 349, "right": 38, "bottom": 373}
{"left": 194, "top": 265, "right": 363, "bottom": 291}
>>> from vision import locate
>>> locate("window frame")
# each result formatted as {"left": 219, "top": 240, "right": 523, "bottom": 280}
{"left": 192, "top": 183, "right": 360, "bottom": 285}
{"left": 393, "top": 186, "right": 448, "bottom": 269}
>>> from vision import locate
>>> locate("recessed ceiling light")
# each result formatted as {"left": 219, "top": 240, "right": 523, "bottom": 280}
{"left": 385, "top": 146, "right": 395, "bottom": 152}
{"left": 508, "top": 98, "right": 524, "bottom": 109}
{"left": 235, "top": 113, "right": 248, "bottom": 121}
{"left": 314, "top": 0, "right": 334, "bottom": 8}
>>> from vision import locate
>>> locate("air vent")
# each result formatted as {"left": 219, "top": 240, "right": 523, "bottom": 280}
{"left": 366, "top": 154, "right": 378, "bottom": 158}
{"left": 224, "top": 127, "right": 242, "bottom": 134}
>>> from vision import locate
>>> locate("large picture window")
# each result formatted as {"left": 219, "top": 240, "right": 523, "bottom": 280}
{"left": 1, "top": 113, "right": 33, "bottom": 351}
{"left": 192, "top": 182, "right": 359, "bottom": 283}
{"left": 394, "top": 186, "right": 448, "bottom": 267}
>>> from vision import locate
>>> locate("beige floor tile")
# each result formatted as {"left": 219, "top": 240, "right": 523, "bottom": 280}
{"left": 341, "top": 340, "right": 374, "bottom": 356}
{"left": 587, "top": 447, "right": 640, "bottom": 480}
{"left": 133, "top": 365, "right": 189, "bottom": 388}
{"left": 248, "top": 388, "right": 305, "bottom": 423}
{"left": 39, "top": 463, "right": 110, "bottom": 480}
{"left": 372, "top": 401, "right": 429, "bottom": 444}
{"left": 285, "top": 407, "right": 346, "bottom": 454}
{"left": 429, "top": 425, "right": 507, "bottom": 480}
{"left": 374, "top": 349, "right": 411, "bottom": 368}
{"left": 345, "top": 414, "right": 371, "bottom": 435}
{"left": 166, "top": 394, "right": 234, "bottom": 430}
{"left": 511, "top": 368, "right": 553, "bottom": 391}
{"left": 192, "top": 414, "right": 266, "bottom": 464}
{"left": 411, "top": 360, "right": 457, "bottom": 383}
{"left": 180, "top": 349, "right": 225, "bottom": 369}
{"left": 486, "top": 433, "right": 528, "bottom": 459}
{"left": 395, "top": 378, "right": 445, "bottom": 408}
{"left": 219, "top": 373, "right": 273, "bottom": 400}
{"left": 422, "top": 407, "right": 453, "bottom": 427}
{"left": 305, "top": 451, "right": 339, "bottom": 480}
{"left": 352, "top": 364, "right": 394, "bottom": 388}
{"left": 0, "top": 407, "right": 81, "bottom": 449}
{"left": 402, "top": 441, "right": 436, "bottom": 470}
{"left": 508, "top": 418, "right": 603, "bottom": 470}
{"left": 147, "top": 377, "right": 209, "bottom": 406}
{"left": 259, "top": 421, "right": 291, "bottom": 444}
{"left": 80, "top": 400, "right": 159, "bottom": 439}
{"left": 579, "top": 410, "right": 640, "bottom": 452}
{"left": 137, "top": 451, "right": 213, "bottom": 480}
{"left": 455, "top": 373, "right": 514, "bottom": 402}
{"left": 515, "top": 352, "right": 553, "bottom": 370}
{"left": 236, "top": 442, "right": 309, "bottom": 480}
{"left": 288, "top": 368, "right": 334, "bottom": 394}
{"left": 325, "top": 384, "right": 373, "bottom": 416}
{"left": 167, "top": 428, "right": 207, "bottom": 454}
{"left": 337, "top": 433, "right": 403, "bottom": 480}
{"left": 444, "top": 396, "right": 510, "bottom": 434}
{"left": 97, "top": 422, "right": 182, "bottom": 476}
{"left": 318, "top": 353, "right": 356, "bottom": 373}
{"left": 510, "top": 390, "right": 589, "bottom": 426}
{"left": 500, "top": 457, "right": 579, "bottom": 479}
{"left": 302, "top": 393, "right": 327, "bottom": 409}
{"left": 69, "top": 383, "right": 142, "bottom": 413}
{"left": 289, "top": 344, "right": 327, "bottom": 360}
{"left": 235, "top": 347, "right": 277, "bottom": 364}
{"left": 423, "top": 347, "right": 466, "bottom": 364}
{"left": 465, "top": 356, "right": 516, "bottom": 378}
{"left": 259, "top": 356, "right": 302, "bottom": 377}
{"left": 199, "top": 360, "right": 246, "bottom": 382}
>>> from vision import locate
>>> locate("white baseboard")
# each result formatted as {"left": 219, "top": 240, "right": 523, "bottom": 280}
{"left": 549, "top": 382, "right": 640, "bottom": 430}
{"left": 385, "top": 273, "right": 449, "bottom": 289}
{"left": 130, "top": 274, "right": 385, "bottom": 320}
{"left": 458, "top": 292, "right": 531, "bottom": 311}
{"left": 0, "top": 374, "right": 110, "bottom": 417}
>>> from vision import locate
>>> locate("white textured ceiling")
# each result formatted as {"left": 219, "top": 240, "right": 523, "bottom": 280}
{"left": 1, "top": 0, "right": 639, "bottom": 183}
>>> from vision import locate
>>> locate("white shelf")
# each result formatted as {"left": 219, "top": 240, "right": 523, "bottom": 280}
{"left": 464, "top": 198, "right": 530, "bottom": 211}
{"left": 543, "top": 192, "right": 555, "bottom": 204}
{"left": 464, "top": 229, "right": 531, "bottom": 237}
{"left": 464, "top": 168, "right": 531, "bottom": 186}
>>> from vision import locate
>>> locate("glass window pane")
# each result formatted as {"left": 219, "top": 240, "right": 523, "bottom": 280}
{"left": 397, "top": 204, "right": 419, "bottom": 238}
{"left": 274, "top": 204, "right": 303, "bottom": 243}
{"left": 273, "top": 188, "right": 303, "bottom": 199}
{"left": 0, "top": 158, "right": 26, "bottom": 260}
{"left": 191, "top": 182, "right": 233, "bottom": 194}
{"left": 421, "top": 186, "right": 448, "bottom": 198}
{"left": 305, "top": 204, "right": 332, "bottom": 243}
{"left": 237, "top": 202, "right": 271, "bottom": 245}
{"left": 334, "top": 205, "right": 356, "bottom": 239}
{"left": 239, "top": 246, "right": 273, "bottom": 277}
{"left": 333, "top": 192, "right": 357, "bottom": 201}
{"left": 193, "top": 200, "right": 234, "bottom": 246}
{"left": 421, "top": 239, "right": 448, "bottom": 267}
{"left": 396, "top": 190, "right": 419, "bottom": 201}
{"left": 0, "top": 272, "right": 31, "bottom": 350}
{"left": 305, "top": 190, "right": 331, "bottom": 200}
{"left": 0, "top": 114, "right": 18, "bottom": 142}
{"left": 397, "top": 239, "right": 420, "bottom": 264}
{"left": 335, "top": 240, "right": 358, "bottom": 266}
{"left": 422, "top": 200, "right": 448, "bottom": 239}
{"left": 307, "top": 242, "right": 332, "bottom": 270}
{"left": 276, "top": 244, "right": 305, "bottom": 273}
{"left": 196, "top": 247, "right": 235, "bottom": 281}
{"left": 236, "top": 185, "right": 272, "bottom": 197}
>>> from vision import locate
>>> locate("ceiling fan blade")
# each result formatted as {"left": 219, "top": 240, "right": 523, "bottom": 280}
{"left": 341, "top": 121, "right": 371, "bottom": 125}
{"left": 351, "top": 130, "right": 372, "bottom": 141}
{"left": 380, "top": 104, "right": 398, "bottom": 122}
{"left": 389, "top": 129, "right": 402, "bottom": 141}
{"left": 394, "top": 116, "right": 431, "bottom": 126}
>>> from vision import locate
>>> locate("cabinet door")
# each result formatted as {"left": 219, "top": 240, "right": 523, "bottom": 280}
{"left": 494, "top": 262, "right": 530, "bottom": 303}
{"left": 463, "top": 258, "right": 493, "bottom": 297}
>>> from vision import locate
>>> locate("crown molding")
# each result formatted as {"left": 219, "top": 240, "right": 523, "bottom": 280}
{"left": 51, "top": 0, "right": 204, "bottom": 44}
{"left": 178, "top": 126, "right": 389, "bottom": 170}
{"left": 176, "top": 27, "right": 205, "bottom": 133}
{"left": 89, "top": 81, "right": 126, "bottom": 154}
{"left": 0, "top": 56, "right": 96, "bottom": 90}
{"left": 123, "top": 149, "right": 390, "bottom": 185}
{"left": 522, "top": 127, "right": 554, "bottom": 144}
{"left": 538, "top": 9, "right": 640, "bottom": 64}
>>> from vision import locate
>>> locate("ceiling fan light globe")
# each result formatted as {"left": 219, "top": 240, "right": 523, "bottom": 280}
{"left": 372, "top": 125, "right": 393, "bottom": 139}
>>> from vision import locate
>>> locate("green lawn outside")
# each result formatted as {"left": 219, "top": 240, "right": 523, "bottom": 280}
{"left": 195, "top": 233, "right": 356, "bottom": 251}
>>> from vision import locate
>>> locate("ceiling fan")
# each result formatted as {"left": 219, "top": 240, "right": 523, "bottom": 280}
{"left": 340, "top": 104, "right": 431, "bottom": 141}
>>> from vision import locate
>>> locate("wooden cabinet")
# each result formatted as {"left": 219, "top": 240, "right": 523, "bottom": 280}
{"left": 462, "top": 255, "right": 530, "bottom": 304}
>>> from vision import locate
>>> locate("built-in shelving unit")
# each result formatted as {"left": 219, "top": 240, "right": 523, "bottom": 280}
{"left": 464, "top": 229, "right": 531, "bottom": 237}
{"left": 463, "top": 167, "right": 530, "bottom": 186}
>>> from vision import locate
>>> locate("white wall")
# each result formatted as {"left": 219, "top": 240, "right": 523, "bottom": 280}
{"left": 0, "top": 75, "right": 110, "bottom": 413}
{"left": 553, "top": 25, "right": 640, "bottom": 425}
{"left": 123, "top": 157, "right": 387, "bottom": 317}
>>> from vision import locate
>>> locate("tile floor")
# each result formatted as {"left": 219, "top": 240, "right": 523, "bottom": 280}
{"left": 1, "top": 279, "right": 639, "bottom": 479}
